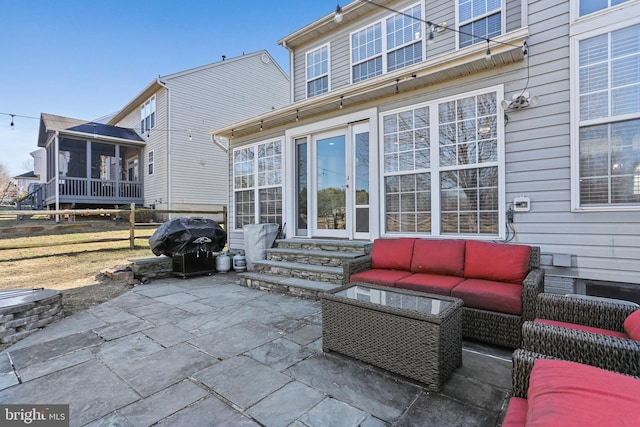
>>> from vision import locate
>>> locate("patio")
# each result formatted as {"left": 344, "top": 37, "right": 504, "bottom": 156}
{"left": 0, "top": 273, "right": 512, "bottom": 426}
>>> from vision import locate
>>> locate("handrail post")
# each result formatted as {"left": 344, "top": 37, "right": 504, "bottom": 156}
{"left": 129, "top": 203, "right": 135, "bottom": 249}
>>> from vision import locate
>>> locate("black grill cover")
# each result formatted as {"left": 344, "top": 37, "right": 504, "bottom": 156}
{"left": 149, "top": 217, "right": 227, "bottom": 256}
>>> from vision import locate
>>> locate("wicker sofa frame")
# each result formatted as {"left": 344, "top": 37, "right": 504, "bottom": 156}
{"left": 522, "top": 293, "right": 640, "bottom": 377}
{"left": 343, "top": 245, "right": 544, "bottom": 348}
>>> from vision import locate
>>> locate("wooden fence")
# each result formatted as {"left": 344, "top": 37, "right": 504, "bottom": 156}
{"left": 0, "top": 204, "right": 227, "bottom": 250}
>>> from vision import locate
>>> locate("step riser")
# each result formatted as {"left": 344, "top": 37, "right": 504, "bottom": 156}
{"left": 267, "top": 253, "right": 346, "bottom": 268}
{"left": 254, "top": 264, "right": 342, "bottom": 284}
{"left": 239, "top": 277, "right": 326, "bottom": 300}
{"left": 276, "top": 241, "right": 368, "bottom": 254}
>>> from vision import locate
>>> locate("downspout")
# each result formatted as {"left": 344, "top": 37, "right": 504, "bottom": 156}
{"left": 281, "top": 40, "right": 295, "bottom": 104}
{"left": 54, "top": 131, "right": 60, "bottom": 222}
{"left": 157, "top": 78, "right": 171, "bottom": 217}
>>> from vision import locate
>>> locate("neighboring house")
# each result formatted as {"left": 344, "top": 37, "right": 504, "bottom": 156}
{"left": 108, "top": 50, "right": 290, "bottom": 219}
{"left": 36, "top": 113, "right": 145, "bottom": 210}
{"left": 212, "top": 0, "right": 640, "bottom": 297}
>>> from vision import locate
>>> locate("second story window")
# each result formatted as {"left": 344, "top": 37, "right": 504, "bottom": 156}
{"left": 147, "top": 150, "right": 154, "bottom": 175}
{"left": 306, "top": 45, "right": 329, "bottom": 98}
{"left": 140, "top": 96, "right": 156, "bottom": 134}
{"left": 580, "top": 0, "right": 631, "bottom": 17}
{"left": 352, "top": 23, "right": 383, "bottom": 83}
{"left": 458, "top": 0, "right": 502, "bottom": 48}
{"left": 386, "top": 4, "right": 423, "bottom": 71}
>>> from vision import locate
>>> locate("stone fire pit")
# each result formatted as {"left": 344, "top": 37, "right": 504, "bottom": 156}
{"left": 0, "top": 289, "right": 63, "bottom": 345}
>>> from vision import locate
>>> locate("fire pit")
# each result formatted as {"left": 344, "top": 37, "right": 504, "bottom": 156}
{"left": 149, "top": 217, "right": 227, "bottom": 278}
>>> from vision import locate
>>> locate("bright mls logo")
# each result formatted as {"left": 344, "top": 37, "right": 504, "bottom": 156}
{"left": 1, "top": 405, "right": 69, "bottom": 426}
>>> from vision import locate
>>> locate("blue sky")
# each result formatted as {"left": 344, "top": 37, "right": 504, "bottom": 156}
{"left": 0, "top": 0, "right": 342, "bottom": 176}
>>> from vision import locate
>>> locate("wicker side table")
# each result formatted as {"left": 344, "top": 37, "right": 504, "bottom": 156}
{"left": 321, "top": 283, "right": 463, "bottom": 391}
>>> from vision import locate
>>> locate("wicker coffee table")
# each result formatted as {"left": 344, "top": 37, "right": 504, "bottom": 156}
{"left": 321, "top": 283, "right": 463, "bottom": 391}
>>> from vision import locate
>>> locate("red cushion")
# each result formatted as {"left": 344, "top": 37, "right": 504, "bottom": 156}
{"left": 464, "top": 241, "right": 531, "bottom": 284}
{"left": 526, "top": 359, "right": 640, "bottom": 427}
{"left": 451, "top": 279, "right": 522, "bottom": 315}
{"left": 371, "top": 238, "right": 416, "bottom": 271}
{"left": 350, "top": 269, "right": 413, "bottom": 287}
{"left": 395, "top": 273, "right": 465, "bottom": 296}
{"left": 624, "top": 310, "right": 640, "bottom": 340}
{"left": 502, "top": 397, "right": 528, "bottom": 427}
{"left": 535, "top": 318, "right": 628, "bottom": 339}
{"left": 410, "top": 239, "right": 466, "bottom": 276}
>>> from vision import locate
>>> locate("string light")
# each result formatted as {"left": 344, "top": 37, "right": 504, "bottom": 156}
{"left": 10, "top": 114, "right": 15, "bottom": 130}
{"left": 231, "top": 129, "right": 234, "bottom": 138}
{"left": 295, "top": 109, "right": 299, "bottom": 121}
{"left": 188, "top": 129, "right": 192, "bottom": 141}
{"left": 260, "top": 120, "right": 263, "bottom": 131}
{"left": 486, "top": 40, "right": 492, "bottom": 61}
{"left": 334, "top": 4, "right": 343, "bottom": 23}
{"left": 339, "top": 96, "right": 343, "bottom": 109}
{"left": 395, "top": 79, "right": 399, "bottom": 94}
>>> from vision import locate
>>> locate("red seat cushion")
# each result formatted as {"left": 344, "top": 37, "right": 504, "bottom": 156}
{"left": 464, "top": 240, "right": 531, "bottom": 284}
{"left": 410, "top": 239, "right": 466, "bottom": 276}
{"left": 349, "top": 269, "right": 413, "bottom": 287}
{"left": 526, "top": 358, "right": 640, "bottom": 427}
{"left": 451, "top": 279, "right": 522, "bottom": 315}
{"left": 534, "top": 318, "right": 628, "bottom": 339}
{"left": 502, "top": 397, "right": 528, "bottom": 427}
{"left": 624, "top": 309, "right": 640, "bottom": 340}
{"left": 395, "top": 273, "right": 465, "bottom": 296}
{"left": 371, "top": 238, "right": 416, "bottom": 271}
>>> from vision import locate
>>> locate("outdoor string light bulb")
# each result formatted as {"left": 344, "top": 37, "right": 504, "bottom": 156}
{"left": 339, "top": 96, "right": 343, "bottom": 109}
{"left": 10, "top": 114, "right": 15, "bottom": 130}
{"left": 485, "top": 40, "right": 492, "bottom": 61}
{"left": 188, "top": 130, "right": 192, "bottom": 141}
{"left": 334, "top": 4, "right": 343, "bottom": 23}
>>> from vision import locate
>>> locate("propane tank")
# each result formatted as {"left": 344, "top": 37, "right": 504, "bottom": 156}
{"left": 215, "top": 252, "right": 231, "bottom": 273}
{"left": 233, "top": 254, "right": 247, "bottom": 272}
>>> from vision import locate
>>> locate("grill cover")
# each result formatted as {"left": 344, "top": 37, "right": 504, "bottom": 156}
{"left": 149, "top": 217, "right": 227, "bottom": 256}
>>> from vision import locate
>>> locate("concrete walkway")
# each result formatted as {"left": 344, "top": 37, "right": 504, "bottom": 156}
{"left": 0, "top": 273, "right": 512, "bottom": 426}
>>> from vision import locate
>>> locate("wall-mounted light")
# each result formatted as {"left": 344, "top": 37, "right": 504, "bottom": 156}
{"left": 501, "top": 92, "right": 539, "bottom": 110}
{"left": 334, "top": 4, "right": 343, "bottom": 23}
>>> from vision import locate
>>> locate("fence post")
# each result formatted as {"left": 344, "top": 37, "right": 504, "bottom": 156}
{"left": 129, "top": 203, "right": 135, "bottom": 249}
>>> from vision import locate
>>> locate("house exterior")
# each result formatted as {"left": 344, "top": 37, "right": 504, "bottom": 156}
{"left": 36, "top": 113, "right": 146, "bottom": 210}
{"left": 212, "top": 0, "right": 640, "bottom": 298}
{"left": 108, "top": 50, "right": 290, "bottom": 220}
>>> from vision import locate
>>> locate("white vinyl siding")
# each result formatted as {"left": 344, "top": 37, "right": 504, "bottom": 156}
{"left": 382, "top": 89, "right": 502, "bottom": 237}
{"left": 306, "top": 45, "right": 330, "bottom": 98}
{"left": 458, "top": 0, "right": 502, "bottom": 48}
{"left": 233, "top": 139, "right": 283, "bottom": 229}
{"left": 576, "top": 23, "right": 640, "bottom": 207}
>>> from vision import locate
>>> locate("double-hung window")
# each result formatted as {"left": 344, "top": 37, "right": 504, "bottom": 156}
{"left": 576, "top": 23, "right": 640, "bottom": 207}
{"left": 147, "top": 151, "right": 154, "bottom": 175}
{"left": 458, "top": 0, "right": 502, "bottom": 48}
{"left": 233, "top": 140, "right": 283, "bottom": 229}
{"left": 382, "top": 89, "right": 501, "bottom": 236}
{"left": 579, "top": 0, "right": 631, "bottom": 17}
{"left": 140, "top": 96, "right": 156, "bottom": 134}
{"left": 350, "top": 3, "right": 423, "bottom": 83}
{"left": 306, "top": 45, "right": 329, "bottom": 98}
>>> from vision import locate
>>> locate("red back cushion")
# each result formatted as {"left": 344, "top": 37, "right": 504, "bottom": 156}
{"left": 464, "top": 241, "right": 531, "bottom": 284}
{"left": 624, "top": 310, "right": 640, "bottom": 341}
{"left": 410, "top": 239, "right": 466, "bottom": 276}
{"left": 371, "top": 238, "right": 416, "bottom": 271}
{"left": 526, "top": 359, "right": 640, "bottom": 427}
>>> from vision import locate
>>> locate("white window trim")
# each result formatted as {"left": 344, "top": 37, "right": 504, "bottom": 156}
{"left": 305, "top": 43, "right": 331, "bottom": 98}
{"left": 349, "top": 2, "right": 424, "bottom": 84}
{"left": 570, "top": 0, "right": 635, "bottom": 24}
{"left": 232, "top": 137, "right": 285, "bottom": 230}
{"left": 140, "top": 96, "right": 156, "bottom": 134}
{"left": 569, "top": 12, "right": 640, "bottom": 211}
{"left": 147, "top": 150, "right": 154, "bottom": 175}
{"left": 378, "top": 85, "right": 506, "bottom": 239}
{"left": 455, "top": 0, "right": 506, "bottom": 49}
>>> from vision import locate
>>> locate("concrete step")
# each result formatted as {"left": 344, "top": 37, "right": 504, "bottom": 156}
{"left": 253, "top": 260, "right": 343, "bottom": 284}
{"left": 266, "top": 247, "right": 363, "bottom": 268}
{"left": 238, "top": 272, "right": 340, "bottom": 300}
{"left": 275, "top": 238, "right": 371, "bottom": 254}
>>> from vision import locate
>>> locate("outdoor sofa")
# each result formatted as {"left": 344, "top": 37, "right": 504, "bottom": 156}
{"left": 522, "top": 293, "right": 640, "bottom": 376}
{"left": 344, "top": 238, "right": 544, "bottom": 348}
{"left": 502, "top": 349, "right": 640, "bottom": 427}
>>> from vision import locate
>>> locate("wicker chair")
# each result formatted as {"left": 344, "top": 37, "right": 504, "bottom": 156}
{"left": 522, "top": 293, "right": 640, "bottom": 377}
{"left": 343, "top": 246, "right": 544, "bottom": 348}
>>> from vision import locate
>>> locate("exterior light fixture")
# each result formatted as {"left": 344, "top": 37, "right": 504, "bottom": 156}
{"left": 485, "top": 40, "right": 492, "bottom": 61}
{"left": 295, "top": 109, "right": 299, "bottom": 122}
{"left": 501, "top": 92, "right": 540, "bottom": 110}
{"left": 260, "top": 120, "right": 263, "bottom": 131}
{"left": 10, "top": 114, "right": 15, "bottom": 130}
{"left": 334, "top": 4, "right": 343, "bottom": 23}
{"left": 339, "top": 96, "right": 343, "bottom": 109}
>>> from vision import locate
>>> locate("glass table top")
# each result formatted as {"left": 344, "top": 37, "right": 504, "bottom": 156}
{"left": 334, "top": 284, "right": 455, "bottom": 316}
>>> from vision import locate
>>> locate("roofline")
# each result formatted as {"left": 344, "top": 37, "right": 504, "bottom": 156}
{"left": 108, "top": 79, "right": 166, "bottom": 126}
{"left": 58, "top": 129, "right": 146, "bottom": 146}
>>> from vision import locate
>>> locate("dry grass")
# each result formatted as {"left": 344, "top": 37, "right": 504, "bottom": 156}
{"left": 0, "top": 219, "right": 156, "bottom": 292}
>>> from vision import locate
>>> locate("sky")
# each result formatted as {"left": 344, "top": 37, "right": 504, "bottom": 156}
{"left": 0, "top": 0, "right": 343, "bottom": 177}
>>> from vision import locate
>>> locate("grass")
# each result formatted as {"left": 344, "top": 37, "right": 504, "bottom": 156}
{"left": 0, "top": 218, "right": 157, "bottom": 292}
